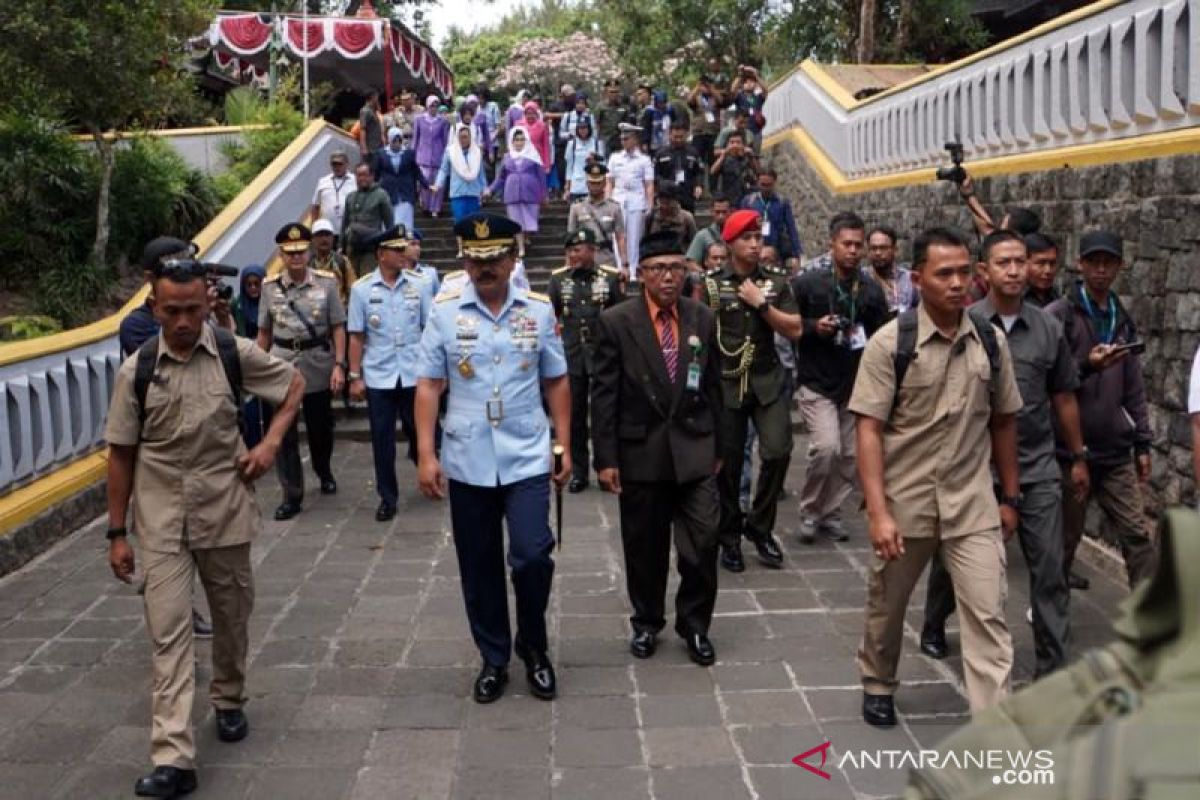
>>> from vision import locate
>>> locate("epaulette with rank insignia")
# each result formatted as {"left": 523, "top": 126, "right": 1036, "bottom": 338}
{"left": 444, "top": 269, "right": 465, "bottom": 279}
{"left": 598, "top": 265, "right": 619, "bottom": 275}
{"left": 264, "top": 273, "right": 281, "bottom": 283}
{"left": 552, "top": 265, "right": 572, "bottom": 276}
{"left": 705, "top": 267, "right": 722, "bottom": 277}
{"left": 353, "top": 273, "right": 373, "bottom": 285}
{"left": 403, "top": 268, "right": 430, "bottom": 281}
{"left": 526, "top": 291, "right": 551, "bottom": 304}
{"left": 763, "top": 263, "right": 788, "bottom": 277}
{"left": 313, "top": 269, "right": 337, "bottom": 279}
{"left": 435, "top": 290, "right": 462, "bottom": 303}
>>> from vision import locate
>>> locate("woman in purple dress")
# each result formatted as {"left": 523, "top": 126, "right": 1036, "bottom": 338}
{"left": 483, "top": 128, "right": 545, "bottom": 258}
{"left": 412, "top": 94, "right": 449, "bottom": 216}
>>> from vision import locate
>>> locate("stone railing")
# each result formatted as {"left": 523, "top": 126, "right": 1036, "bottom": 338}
{"left": 764, "top": 0, "right": 1200, "bottom": 180}
{"left": 0, "top": 120, "right": 356, "bottom": 498}
{"left": 76, "top": 126, "right": 267, "bottom": 176}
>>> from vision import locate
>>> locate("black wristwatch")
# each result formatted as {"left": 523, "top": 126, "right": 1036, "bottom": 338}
{"left": 1071, "top": 447, "right": 1090, "bottom": 463}
{"left": 756, "top": 300, "right": 771, "bottom": 316}
{"left": 999, "top": 494, "right": 1023, "bottom": 510}
{"left": 106, "top": 527, "right": 128, "bottom": 540}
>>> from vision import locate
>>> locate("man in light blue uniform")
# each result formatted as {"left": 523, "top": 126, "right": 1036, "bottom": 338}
{"left": 415, "top": 212, "right": 572, "bottom": 705}
{"left": 347, "top": 224, "right": 436, "bottom": 522}
{"left": 408, "top": 228, "right": 441, "bottom": 294}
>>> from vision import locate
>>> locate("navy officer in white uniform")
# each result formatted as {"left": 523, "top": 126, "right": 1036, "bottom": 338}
{"left": 414, "top": 212, "right": 572, "bottom": 704}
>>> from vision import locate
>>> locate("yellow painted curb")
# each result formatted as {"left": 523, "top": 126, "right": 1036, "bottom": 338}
{"left": 0, "top": 451, "right": 108, "bottom": 538}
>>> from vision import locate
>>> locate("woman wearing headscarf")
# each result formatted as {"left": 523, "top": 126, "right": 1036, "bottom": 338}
{"left": 564, "top": 116, "right": 603, "bottom": 202}
{"left": 412, "top": 94, "right": 449, "bottom": 216}
{"left": 516, "top": 102, "right": 553, "bottom": 191}
{"left": 233, "top": 264, "right": 272, "bottom": 449}
{"left": 484, "top": 127, "right": 546, "bottom": 257}
{"left": 506, "top": 89, "right": 530, "bottom": 133}
{"left": 436, "top": 123, "right": 489, "bottom": 251}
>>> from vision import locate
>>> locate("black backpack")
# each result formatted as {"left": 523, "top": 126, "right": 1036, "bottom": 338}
{"left": 133, "top": 327, "right": 243, "bottom": 437}
{"left": 891, "top": 308, "right": 1000, "bottom": 413}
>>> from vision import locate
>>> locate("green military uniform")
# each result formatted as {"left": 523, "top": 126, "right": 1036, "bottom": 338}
{"left": 548, "top": 228, "right": 624, "bottom": 488}
{"left": 699, "top": 260, "right": 798, "bottom": 550}
{"left": 595, "top": 82, "right": 633, "bottom": 156}
{"left": 259, "top": 224, "right": 346, "bottom": 514}
{"left": 567, "top": 164, "right": 626, "bottom": 269}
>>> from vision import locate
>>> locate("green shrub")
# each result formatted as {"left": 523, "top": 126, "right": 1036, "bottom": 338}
{"left": 0, "top": 315, "right": 62, "bottom": 341}
{"left": 216, "top": 95, "right": 306, "bottom": 204}
{"left": 108, "top": 137, "right": 212, "bottom": 259}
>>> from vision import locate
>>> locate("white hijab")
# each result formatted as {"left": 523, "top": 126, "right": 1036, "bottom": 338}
{"left": 507, "top": 127, "right": 543, "bottom": 167}
{"left": 447, "top": 123, "right": 482, "bottom": 181}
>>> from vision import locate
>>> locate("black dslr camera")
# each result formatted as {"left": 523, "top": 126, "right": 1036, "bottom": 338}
{"left": 833, "top": 315, "right": 853, "bottom": 331}
{"left": 936, "top": 142, "right": 966, "bottom": 184}
{"left": 158, "top": 258, "right": 239, "bottom": 299}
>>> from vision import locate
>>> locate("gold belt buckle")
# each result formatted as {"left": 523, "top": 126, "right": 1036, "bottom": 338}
{"left": 486, "top": 399, "right": 504, "bottom": 423}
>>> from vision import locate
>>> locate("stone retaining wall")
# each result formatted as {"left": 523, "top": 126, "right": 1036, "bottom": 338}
{"left": 767, "top": 134, "right": 1200, "bottom": 527}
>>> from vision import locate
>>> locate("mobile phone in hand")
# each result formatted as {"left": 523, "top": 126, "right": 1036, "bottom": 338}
{"left": 1112, "top": 341, "right": 1145, "bottom": 356}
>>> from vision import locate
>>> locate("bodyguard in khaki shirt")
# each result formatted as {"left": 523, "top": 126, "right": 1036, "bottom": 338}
{"left": 105, "top": 264, "right": 303, "bottom": 798}
{"left": 849, "top": 228, "right": 1022, "bottom": 727}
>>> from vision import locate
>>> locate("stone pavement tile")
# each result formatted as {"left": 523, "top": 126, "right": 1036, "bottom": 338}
{"left": 761, "top": 612, "right": 843, "bottom": 639}
{"left": 0, "top": 666, "right": 84, "bottom": 694}
{"left": 639, "top": 694, "right": 722, "bottom": 728}
{"left": 388, "top": 667, "right": 476, "bottom": 696}
{"left": 248, "top": 666, "right": 318, "bottom": 694}
{"left": 558, "top": 592, "right": 629, "bottom": 615}
{"left": 272, "top": 614, "right": 343, "bottom": 639}
{"left": 753, "top": 588, "right": 821, "bottom": 611}
{"left": 712, "top": 662, "right": 794, "bottom": 693}
{"left": 451, "top": 767, "right": 550, "bottom": 800}
{"left": 84, "top": 594, "right": 144, "bottom": 619}
{"left": 558, "top": 574, "right": 619, "bottom": 595}
{"left": 18, "top": 591, "right": 94, "bottom": 621}
{"left": 905, "top": 715, "right": 971, "bottom": 747}
{"left": 633, "top": 664, "right": 715, "bottom": 696}
{"left": 558, "top": 637, "right": 636, "bottom": 667}
{"left": 405, "top": 639, "right": 480, "bottom": 668}
{"left": 383, "top": 694, "right": 470, "bottom": 729}
{"left": 63, "top": 618, "right": 136, "bottom": 639}
{"left": 40, "top": 685, "right": 141, "bottom": 726}
{"left": 558, "top": 614, "right": 628, "bottom": 640}
{"left": 49, "top": 763, "right": 135, "bottom": 800}
{"left": 814, "top": 586, "right": 867, "bottom": 611}
{"left": 189, "top": 765, "right": 254, "bottom": 799}
{"left": 821, "top": 719, "right": 918, "bottom": 797}
{"left": 460, "top": 728, "right": 550, "bottom": 768}
{"left": 804, "top": 688, "right": 865, "bottom": 722}
{"left": 0, "top": 692, "right": 56, "bottom": 731}
{"left": 84, "top": 724, "right": 146, "bottom": 765}
{"left": 333, "top": 638, "right": 408, "bottom": 667}
{"left": 28, "top": 638, "right": 117, "bottom": 667}
{"left": 0, "top": 639, "right": 48, "bottom": 665}
{"left": 311, "top": 666, "right": 395, "bottom": 696}
{"left": 365, "top": 729, "right": 459, "bottom": 770}
{"left": 748, "top": 764, "right": 857, "bottom": 800}
{"left": 0, "top": 763, "right": 68, "bottom": 800}
{"left": 253, "top": 638, "right": 331, "bottom": 668}
{"left": 413, "top": 615, "right": 473, "bottom": 641}
{"left": 785, "top": 654, "right": 860, "bottom": 687}
{"left": 242, "top": 692, "right": 306, "bottom": 730}
{"left": 554, "top": 727, "right": 643, "bottom": 767}
{"left": 555, "top": 665, "right": 633, "bottom": 696}
{"left": 360, "top": 577, "right": 428, "bottom": 598}
{"left": 339, "top": 616, "right": 413, "bottom": 639}
{"left": 195, "top": 725, "right": 287, "bottom": 766}
{"left": 420, "top": 593, "right": 468, "bottom": 616}
{"left": 0, "top": 723, "right": 106, "bottom": 764}
{"left": 551, "top": 767, "right": 650, "bottom": 799}
{"left": 371, "top": 560, "right": 438, "bottom": 581}
{"left": 292, "top": 694, "right": 387, "bottom": 730}
{"left": 713, "top": 589, "right": 758, "bottom": 614}
{"left": 732, "top": 723, "right": 823, "bottom": 767}
{"left": 643, "top": 726, "right": 738, "bottom": 767}
{"left": 555, "top": 694, "right": 637, "bottom": 729}
{"left": 245, "top": 765, "right": 356, "bottom": 800}
{"left": 897, "top": 681, "right": 969, "bottom": 716}
{"left": 350, "top": 765, "right": 453, "bottom": 800}
{"left": 709, "top": 614, "right": 771, "bottom": 646}
{"left": 722, "top": 691, "right": 814, "bottom": 727}
{"left": 649, "top": 765, "right": 752, "bottom": 799}
{"left": 271, "top": 728, "right": 372, "bottom": 766}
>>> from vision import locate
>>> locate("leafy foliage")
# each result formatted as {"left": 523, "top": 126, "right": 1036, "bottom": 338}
{"left": 0, "top": 316, "right": 63, "bottom": 342}
{"left": 494, "top": 34, "right": 623, "bottom": 99}
{"left": 214, "top": 85, "right": 307, "bottom": 203}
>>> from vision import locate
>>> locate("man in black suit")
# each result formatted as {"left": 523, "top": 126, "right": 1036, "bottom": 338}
{"left": 591, "top": 230, "right": 724, "bottom": 667}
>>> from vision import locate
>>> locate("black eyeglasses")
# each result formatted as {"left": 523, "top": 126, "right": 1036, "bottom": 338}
{"left": 642, "top": 263, "right": 687, "bottom": 275}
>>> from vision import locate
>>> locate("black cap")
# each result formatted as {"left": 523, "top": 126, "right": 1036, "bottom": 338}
{"left": 275, "top": 223, "right": 312, "bottom": 253}
{"left": 657, "top": 181, "right": 680, "bottom": 201}
{"left": 585, "top": 162, "right": 608, "bottom": 181}
{"left": 453, "top": 212, "right": 522, "bottom": 260}
{"left": 564, "top": 228, "right": 597, "bottom": 249}
{"left": 1079, "top": 230, "right": 1122, "bottom": 259}
{"left": 639, "top": 230, "right": 685, "bottom": 262}
{"left": 372, "top": 224, "right": 410, "bottom": 251}
{"left": 141, "top": 237, "right": 195, "bottom": 271}
{"left": 603, "top": 78, "right": 621, "bottom": 89}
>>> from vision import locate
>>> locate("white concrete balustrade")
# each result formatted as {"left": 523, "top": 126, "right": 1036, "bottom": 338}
{"left": 763, "top": 0, "right": 1200, "bottom": 179}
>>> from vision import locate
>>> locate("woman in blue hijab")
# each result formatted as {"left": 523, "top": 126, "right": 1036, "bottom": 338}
{"left": 233, "top": 264, "right": 270, "bottom": 447}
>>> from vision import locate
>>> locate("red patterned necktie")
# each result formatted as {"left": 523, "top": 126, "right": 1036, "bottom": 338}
{"left": 658, "top": 309, "right": 678, "bottom": 382}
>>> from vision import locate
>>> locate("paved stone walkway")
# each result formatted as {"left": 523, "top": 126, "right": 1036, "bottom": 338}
{"left": 0, "top": 436, "right": 1128, "bottom": 800}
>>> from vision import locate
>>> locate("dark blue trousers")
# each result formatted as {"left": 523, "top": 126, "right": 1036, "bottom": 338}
{"left": 366, "top": 382, "right": 418, "bottom": 507}
{"left": 448, "top": 475, "right": 555, "bottom": 667}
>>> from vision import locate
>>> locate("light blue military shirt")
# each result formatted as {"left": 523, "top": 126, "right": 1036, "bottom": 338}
{"left": 415, "top": 262, "right": 440, "bottom": 295}
{"left": 417, "top": 281, "right": 567, "bottom": 487}
{"left": 347, "top": 267, "right": 435, "bottom": 389}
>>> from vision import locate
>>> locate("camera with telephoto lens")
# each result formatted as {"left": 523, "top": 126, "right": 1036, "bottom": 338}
{"left": 833, "top": 315, "right": 853, "bottom": 331}
{"left": 936, "top": 142, "right": 967, "bottom": 184}
{"left": 158, "top": 258, "right": 239, "bottom": 299}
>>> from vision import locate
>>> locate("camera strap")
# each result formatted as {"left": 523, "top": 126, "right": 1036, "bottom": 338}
{"left": 134, "top": 326, "right": 243, "bottom": 439}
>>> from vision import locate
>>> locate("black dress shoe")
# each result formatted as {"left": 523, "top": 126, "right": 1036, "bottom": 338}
{"left": 684, "top": 633, "right": 716, "bottom": 666}
{"left": 1067, "top": 571, "right": 1090, "bottom": 590}
{"left": 630, "top": 630, "right": 657, "bottom": 659}
{"left": 568, "top": 477, "right": 588, "bottom": 493}
{"left": 134, "top": 765, "right": 197, "bottom": 798}
{"left": 273, "top": 502, "right": 302, "bottom": 521}
{"left": 215, "top": 708, "right": 248, "bottom": 742}
{"left": 862, "top": 693, "right": 896, "bottom": 728}
{"left": 919, "top": 626, "right": 949, "bottom": 660}
{"left": 320, "top": 477, "right": 337, "bottom": 495}
{"left": 719, "top": 543, "right": 745, "bottom": 573}
{"left": 748, "top": 532, "right": 784, "bottom": 568}
{"left": 375, "top": 501, "right": 397, "bottom": 521}
{"left": 515, "top": 641, "right": 557, "bottom": 700}
{"left": 473, "top": 662, "right": 509, "bottom": 703}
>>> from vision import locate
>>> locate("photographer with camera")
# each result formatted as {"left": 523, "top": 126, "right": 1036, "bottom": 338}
{"left": 256, "top": 223, "right": 347, "bottom": 521}
{"left": 105, "top": 250, "right": 304, "bottom": 798}
{"left": 687, "top": 74, "right": 723, "bottom": 171}
{"left": 730, "top": 64, "right": 767, "bottom": 154}
{"left": 790, "top": 212, "right": 888, "bottom": 545}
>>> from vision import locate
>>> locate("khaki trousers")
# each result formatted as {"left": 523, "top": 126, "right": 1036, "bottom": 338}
{"left": 142, "top": 542, "right": 254, "bottom": 768}
{"left": 1060, "top": 459, "right": 1158, "bottom": 589}
{"left": 858, "top": 530, "right": 1012, "bottom": 712}
{"left": 796, "top": 386, "right": 857, "bottom": 524}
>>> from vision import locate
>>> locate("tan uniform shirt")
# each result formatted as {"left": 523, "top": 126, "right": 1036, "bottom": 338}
{"left": 259, "top": 269, "right": 346, "bottom": 395}
{"left": 105, "top": 325, "right": 295, "bottom": 554}
{"left": 848, "top": 305, "right": 1023, "bottom": 539}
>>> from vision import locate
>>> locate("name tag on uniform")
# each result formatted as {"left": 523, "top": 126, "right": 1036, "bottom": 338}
{"left": 848, "top": 323, "right": 867, "bottom": 351}
{"left": 761, "top": 220, "right": 772, "bottom": 238}
{"left": 368, "top": 297, "right": 384, "bottom": 304}
{"left": 675, "top": 169, "right": 685, "bottom": 184}
{"left": 686, "top": 362, "right": 701, "bottom": 391}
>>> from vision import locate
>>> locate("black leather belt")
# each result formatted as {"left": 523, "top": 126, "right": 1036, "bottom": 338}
{"left": 273, "top": 336, "right": 329, "bottom": 352}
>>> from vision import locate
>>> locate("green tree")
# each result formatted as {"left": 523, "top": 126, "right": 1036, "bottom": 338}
{"left": 0, "top": 0, "right": 213, "bottom": 270}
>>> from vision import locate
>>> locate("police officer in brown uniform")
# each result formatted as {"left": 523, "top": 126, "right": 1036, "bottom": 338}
{"left": 548, "top": 228, "right": 624, "bottom": 492}
{"left": 698, "top": 210, "right": 802, "bottom": 573}
{"left": 105, "top": 255, "right": 304, "bottom": 798}
{"left": 566, "top": 163, "right": 627, "bottom": 273}
{"left": 257, "top": 223, "right": 348, "bottom": 520}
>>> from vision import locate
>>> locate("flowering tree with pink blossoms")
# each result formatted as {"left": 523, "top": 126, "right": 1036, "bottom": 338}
{"left": 494, "top": 33, "right": 623, "bottom": 98}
